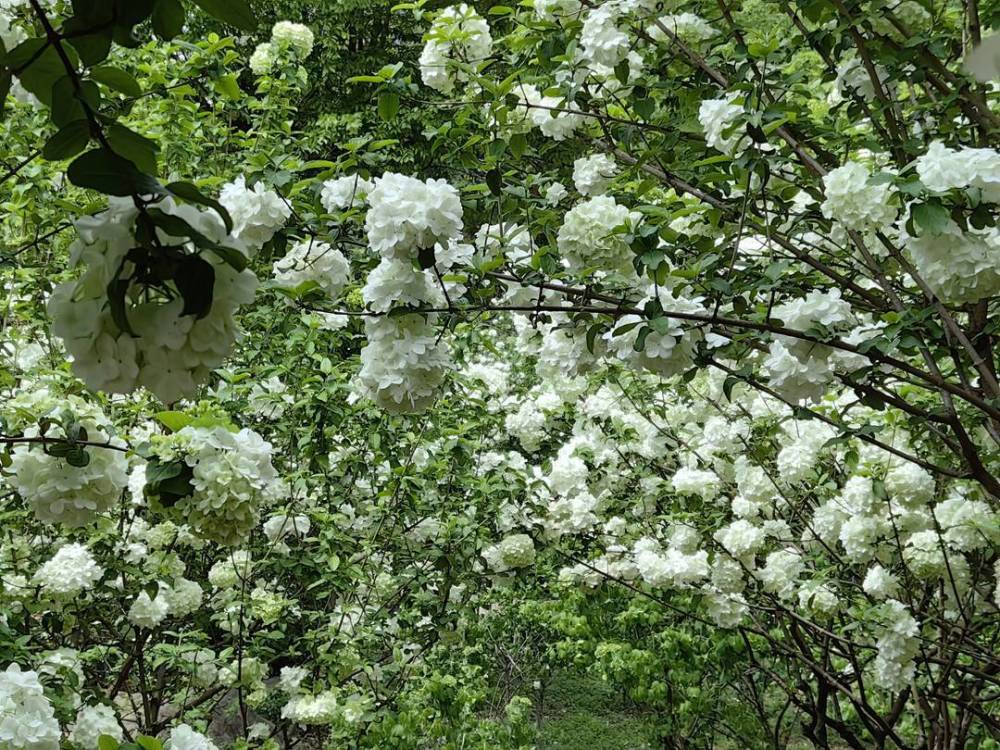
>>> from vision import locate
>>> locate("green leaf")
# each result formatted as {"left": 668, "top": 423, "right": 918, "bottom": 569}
{"left": 378, "top": 91, "right": 400, "bottom": 121}
{"left": 154, "top": 411, "right": 191, "bottom": 432}
{"left": 42, "top": 120, "right": 91, "bottom": 161}
{"left": 90, "top": 65, "right": 142, "bottom": 97}
{"left": 106, "top": 123, "right": 159, "bottom": 174}
{"left": 509, "top": 132, "right": 527, "bottom": 159}
{"left": 106, "top": 276, "right": 136, "bottom": 335}
{"left": 166, "top": 181, "right": 233, "bottom": 234}
{"left": 135, "top": 736, "right": 162, "bottom": 750}
{"left": 151, "top": 0, "right": 185, "bottom": 39}
{"left": 212, "top": 73, "right": 242, "bottom": 100}
{"left": 207, "top": 244, "right": 248, "bottom": 272}
{"left": 67, "top": 148, "right": 165, "bottom": 197}
{"left": 417, "top": 245, "right": 436, "bottom": 270}
{"left": 50, "top": 77, "right": 100, "bottom": 128}
{"left": 98, "top": 735, "right": 120, "bottom": 750}
{"left": 912, "top": 200, "right": 950, "bottom": 235}
{"left": 485, "top": 168, "right": 502, "bottom": 196}
{"left": 174, "top": 254, "right": 216, "bottom": 318}
{"left": 189, "top": 0, "right": 255, "bottom": 30}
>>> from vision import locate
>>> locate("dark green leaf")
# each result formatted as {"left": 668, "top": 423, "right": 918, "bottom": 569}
{"left": 166, "top": 181, "right": 233, "bottom": 233}
{"left": 43, "top": 119, "right": 91, "bottom": 161}
{"left": 152, "top": 0, "right": 186, "bottom": 39}
{"left": 417, "top": 245, "right": 436, "bottom": 270}
{"left": 485, "top": 168, "right": 502, "bottom": 196}
{"left": 106, "top": 123, "right": 159, "bottom": 174}
{"left": 378, "top": 90, "right": 400, "bottom": 121}
{"left": 174, "top": 254, "right": 216, "bottom": 318}
{"left": 912, "top": 201, "right": 950, "bottom": 234}
{"left": 106, "top": 276, "right": 136, "bottom": 335}
{"left": 90, "top": 65, "right": 142, "bottom": 97}
{"left": 189, "top": 0, "right": 255, "bottom": 30}
{"left": 67, "top": 148, "right": 164, "bottom": 196}
{"left": 51, "top": 77, "right": 100, "bottom": 127}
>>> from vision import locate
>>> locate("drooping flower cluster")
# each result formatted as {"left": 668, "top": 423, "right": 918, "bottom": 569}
{"left": 147, "top": 426, "right": 282, "bottom": 546}
{"left": 47, "top": 197, "right": 258, "bottom": 403}
{"left": 0, "top": 664, "right": 60, "bottom": 750}
{"left": 419, "top": 4, "right": 492, "bottom": 94}
{"left": 356, "top": 173, "right": 469, "bottom": 412}
{"left": 272, "top": 240, "right": 351, "bottom": 298}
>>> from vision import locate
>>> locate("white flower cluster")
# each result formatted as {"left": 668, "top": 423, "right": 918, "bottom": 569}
{"left": 128, "top": 590, "right": 170, "bottom": 629}
{"left": 419, "top": 4, "right": 492, "bottom": 94}
{"left": 763, "top": 288, "right": 856, "bottom": 402}
{"left": 534, "top": 0, "right": 581, "bottom": 22}
{"left": 148, "top": 426, "right": 282, "bottom": 546}
{"left": 7, "top": 401, "right": 128, "bottom": 527}
{"left": 483, "top": 533, "right": 536, "bottom": 572}
{"left": 648, "top": 13, "right": 717, "bottom": 43}
{"left": 220, "top": 176, "right": 291, "bottom": 252}
{"left": 572, "top": 153, "right": 618, "bottom": 196}
{"left": 48, "top": 197, "right": 258, "bottom": 403}
{"left": 272, "top": 21, "right": 315, "bottom": 56}
{"left": 474, "top": 222, "right": 534, "bottom": 265}
{"left": 321, "top": 175, "right": 374, "bottom": 212}
{"left": 263, "top": 513, "right": 311, "bottom": 553}
{"left": 69, "top": 704, "right": 122, "bottom": 748}
{"left": 871, "top": 600, "right": 920, "bottom": 693}
{"left": 365, "top": 173, "right": 463, "bottom": 261}
{"left": 580, "top": 2, "right": 631, "bottom": 68}
{"left": 513, "top": 83, "right": 584, "bottom": 141}
{"left": 605, "top": 288, "right": 708, "bottom": 377}
{"left": 557, "top": 195, "right": 641, "bottom": 276}
{"left": 915, "top": 141, "right": 1000, "bottom": 202}
{"left": 166, "top": 724, "right": 218, "bottom": 750}
{"left": 357, "top": 314, "right": 452, "bottom": 414}
{"left": 272, "top": 240, "right": 351, "bottom": 298}
{"left": 699, "top": 93, "right": 743, "bottom": 155}
{"left": 830, "top": 56, "right": 887, "bottom": 103}
{"left": 32, "top": 543, "right": 103, "bottom": 597}
{"left": 0, "top": 664, "right": 60, "bottom": 750}
{"left": 633, "top": 537, "right": 709, "bottom": 588}
{"left": 821, "top": 162, "right": 898, "bottom": 231}
{"left": 905, "top": 215, "right": 1000, "bottom": 305}
{"left": 250, "top": 21, "right": 315, "bottom": 75}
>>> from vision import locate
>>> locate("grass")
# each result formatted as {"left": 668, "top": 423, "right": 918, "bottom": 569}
{"left": 536, "top": 671, "right": 654, "bottom": 750}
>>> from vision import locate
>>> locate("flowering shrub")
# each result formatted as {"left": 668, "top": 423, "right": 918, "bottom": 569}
{"left": 0, "top": 0, "right": 999, "bottom": 747}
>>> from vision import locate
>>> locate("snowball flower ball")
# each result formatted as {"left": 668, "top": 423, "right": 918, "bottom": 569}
{"left": 572, "top": 153, "right": 618, "bottom": 197}
{"left": 365, "top": 173, "right": 464, "bottom": 260}
{"left": 0, "top": 664, "right": 60, "bottom": 750}
{"left": 272, "top": 241, "right": 351, "bottom": 298}
{"left": 69, "top": 704, "right": 123, "bottom": 749}
{"left": 271, "top": 21, "right": 315, "bottom": 58}
{"left": 166, "top": 724, "right": 219, "bottom": 750}
{"left": 32, "top": 543, "right": 103, "bottom": 597}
